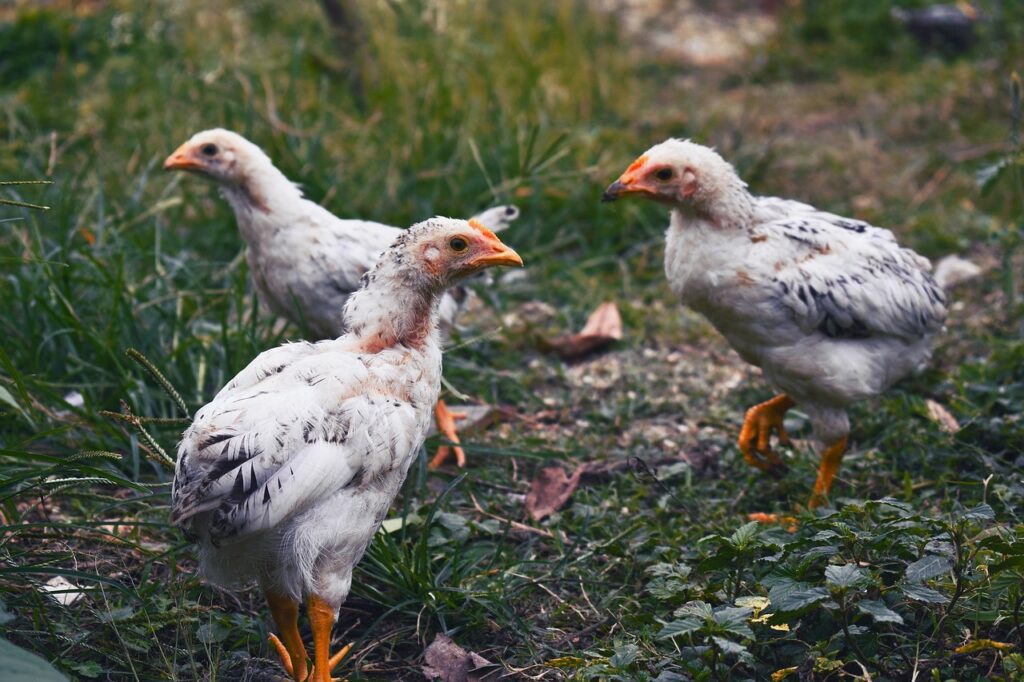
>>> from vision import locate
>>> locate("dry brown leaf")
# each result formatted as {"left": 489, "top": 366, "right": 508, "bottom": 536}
{"left": 545, "top": 301, "right": 623, "bottom": 360}
{"left": 525, "top": 465, "right": 585, "bottom": 521}
{"left": 422, "top": 633, "right": 501, "bottom": 682}
{"left": 925, "top": 399, "right": 960, "bottom": 434}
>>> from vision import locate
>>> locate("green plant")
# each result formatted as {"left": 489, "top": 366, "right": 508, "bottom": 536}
{"left": 977, "top": 72, "right": 1024, "bottom": 327}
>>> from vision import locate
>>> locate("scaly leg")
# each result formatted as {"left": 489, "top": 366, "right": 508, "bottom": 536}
{"left": 307, "top": 594, "right": 352, "bottom": 682}
{"left": 266, "top": 591, "right": 308, "bottom": 682}
{"left": 748, "top": 435, "right": 850, "bottom": 528}
{"left": 429, "top": 399, "right": 467, "bottom": 469}
{"left": 737, "top": 394, "right": 794, "bottom": 473}
{"left": 807, "top": 436, "right": 849, "bottom": 510}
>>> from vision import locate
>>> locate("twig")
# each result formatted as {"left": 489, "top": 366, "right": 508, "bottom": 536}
{"left": 909, "top": 164, "right": 951, "bottom": 209}
{"left": 854, "top": 659, "right": 875, "bottom": 682}
{"left": 467, "top": 491, "right": 557, "bottom": 540}
{"left": 629, "top": 456, "right": 688, "bottom": 509}
{"left": 47, "top": 131, "right": 58, "bottom": 176}
{"left": 547, "top": 617, "right": 610, "bottom": 650}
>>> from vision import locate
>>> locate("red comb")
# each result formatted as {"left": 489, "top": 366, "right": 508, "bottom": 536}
{"left": 467, "top": 218, "right": 498, "bottom": 241}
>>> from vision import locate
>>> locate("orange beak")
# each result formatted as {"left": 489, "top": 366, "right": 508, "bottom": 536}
{"left": 602, "top": 154, "right": 657, "bottom": 202}
{"left": 601, "top": 173, "right": 657, "bottom": 202}
{"left": 468, "top": 238, "right": 524, "bottom": 269}
{"left": 163, "top": 142, "right": 203, "bottom": 171}
{"left": 465, "top": 224, "right": 524, "bottom": 269}
{"left": 464, "top": 219, "right": 523, "bottom": 269}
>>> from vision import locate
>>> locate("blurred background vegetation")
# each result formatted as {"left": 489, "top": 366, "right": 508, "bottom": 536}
{"left": 1, "top": 0, "right": 1023, "bottom": 679}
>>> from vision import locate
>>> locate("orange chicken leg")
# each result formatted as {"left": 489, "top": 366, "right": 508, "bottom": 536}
{"left": 429, "top": 399, "right": 467, "bottom": 468}
{"left": 808, "top": 436, "right": 849, "bottom": 509}
{"left": 738, "top": 394, "right": 794, "bottom": 473}
{"left": 267, "top": 591, "right": 309, "bottom": 682}
{"left": 307, "top": 594, "right": 351, "bottom": 682}
{"left": 748, "top": 435, "right": 850, "bottom": 528}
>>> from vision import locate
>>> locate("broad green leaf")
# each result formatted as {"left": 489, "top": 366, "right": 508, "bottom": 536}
{"left": 647, "top": 576, "right": 692, "bottom": 600}
{"left": 657, "top": 616, "right": 704, "bottom": 639}
{"left": 673, "top": 600, "right": 714, "bottom": 621}
{"left": 825, "top": 563, "right": 867, "bottom": 590}
{"left": 900, "top": 582, "right": 950, "bottom": 604}
{"left": 711, "top": 635, "right": 751, "bottom": 661}
{"left": 803, "top": 545, "right": 840, "bottom": 561}
{"left": 962, "top": 504, "right": 995, "bottom": 522}
{"left": 905, "top": 555, "right": 951, "bottom": 584}
{"left": 68, "top": 660, "right": 102, "bottom": 678}
{"left": 729, "top": 521, "right": 762, "bottom": 550}
{"left": 654, "top": 672, "right": 688, "bottom": 682}
{"left": 714, "top": 606, "right": 754, "bottom": 640}
{"left": 646, "top": 562, "right": 692, "bottom": 579}
{"left": 196, "top": 622, "right": 229, "bottom": 644}
{"left": 0, "top": 638, "right": 67, "bottom": 681}
{"left": 857, "top": 599, "right": 904, "bottom": 624}
{"left": 769, "top": 582, "right": 830, "bottom": 613}
{"left": 989, "top": 554, "right": 1024, "bottom": 575}
{"left": 609, "top": 643, "right": 639, "bottom": 668}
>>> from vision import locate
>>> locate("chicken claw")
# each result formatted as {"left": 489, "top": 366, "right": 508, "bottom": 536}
{"left": 737, "top": 394, "right": 794, "bottom": 475}
{"left": 430, "top": 399, "right": 467, "bottom": 468}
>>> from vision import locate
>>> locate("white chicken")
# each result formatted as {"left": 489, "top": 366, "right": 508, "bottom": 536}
{"left": 602, "top": 139, "right": 947, "bottom": 518}
{"left": 164, "top": 129, "right": 520, "bottom": 467}
{"left": 171, "top": 217, "right": 522, "bottom": 681}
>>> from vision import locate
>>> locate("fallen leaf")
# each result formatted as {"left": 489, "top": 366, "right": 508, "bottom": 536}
{"left": 41, "top": 576, "right": 84, "bottom": 606}
{"left": 954, "top": 639, "right": 1014, "bottom": 654}
{"left": 544, "top": 301, "right": 622, "bottom": 360}
{"left": 926, "top": 399, "right": 960, "bottom": 434}
{"left": 422, "top": 633, "right": 501, "bottom": 681}
{"left": 525, "top": 465, "right": 584, "bottom": 521}
{"left": 735, "top": 595, "right": 770, "bottom": 615}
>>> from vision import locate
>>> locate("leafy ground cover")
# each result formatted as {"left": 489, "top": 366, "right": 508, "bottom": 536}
{"left": 1, "top": 0, "right": 1022, "bottom": 679}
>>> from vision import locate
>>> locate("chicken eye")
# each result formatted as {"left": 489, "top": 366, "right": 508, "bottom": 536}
{"left": 654, "top": 167, "right": 674, "bottom": 182}
{"left": 449, "top": 236, "right": 469, "bottom": 252}
{"left": 200, "top": 143, "right": 219, "bottom": 157}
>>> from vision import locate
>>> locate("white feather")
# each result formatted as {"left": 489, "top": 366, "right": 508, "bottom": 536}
{"left": 169, "top": 217, "right": 498, "bottom": 609}
{"left": 173, "top": 129, "right": 519, "bottom": 340}
{"left": 641, "top": 139, "right": 947, "bottom": 442}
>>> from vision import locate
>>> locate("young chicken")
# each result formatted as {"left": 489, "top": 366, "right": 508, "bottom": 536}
{"left": 171, "top": 217, "right": 522, "bottom": 682}
{"left": 602, "top": 139, "right": 946, "bottom": 518}
{"left": 164, "top": 128, "right": 520, "bottom": 467}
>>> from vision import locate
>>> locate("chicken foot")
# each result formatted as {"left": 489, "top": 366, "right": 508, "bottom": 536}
{"left": 429, "top": 399, "right": 467, "bottom": 468}
{"left": 737, "top": 394, "right": 794, "bottom": 475}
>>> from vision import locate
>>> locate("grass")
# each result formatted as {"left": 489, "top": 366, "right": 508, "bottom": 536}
{"left": 1, "top": 0, "right": 1023, "bottom": 679}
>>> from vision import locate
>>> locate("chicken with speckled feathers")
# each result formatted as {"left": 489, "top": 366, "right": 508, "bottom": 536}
{"left": 171, "top": 217, "right": 522, "bottom": 681}
{"left": 603, "top": 139, "right": 946, "bottom": 522}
